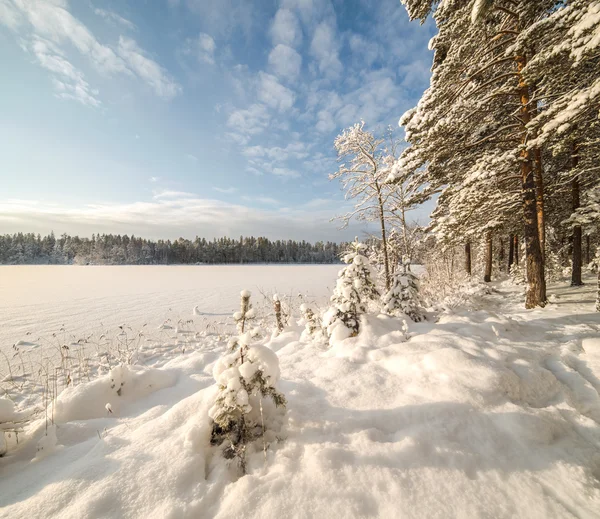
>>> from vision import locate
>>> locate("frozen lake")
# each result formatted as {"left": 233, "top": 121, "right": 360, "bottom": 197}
{"left": 0, "top": 265, "right": 341, "bottom": 358}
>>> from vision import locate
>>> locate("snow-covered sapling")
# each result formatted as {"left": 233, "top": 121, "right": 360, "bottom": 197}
{"left": 323, "top": 240, "right": 380, "bottom": 342}
{"left": 273, "top": 294, "right": 285, "bottom": 333}
{"left": 382, "top": 269, "right": 424, "bottom": 322}
{"left": 209, "top": 329, "right": 286, "bottom": 472}
{"left": 300, "top": 304, "right": 319, "bottom": 337}
{"left": 234, "top": 290, "right": 256, "bottom": 333}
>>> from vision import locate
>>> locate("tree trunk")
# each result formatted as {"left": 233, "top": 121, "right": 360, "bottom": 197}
{"left": 484, "top": 233, "right": 493, "bottom": 283}
{"left": 499, "top": 238, "right": 505, "bottom": 272}
{"left": 377, "top": 193, "right": 391, "bottom": 290}
{"left": 465, "top": 242, "right": 472, "bottom": 276}
{"left": 508, "top": 234, "right": 515, "bottom": 271}
{"left": 571, "top": 143, "right": 583, "bottom": 287}
{"left": 571, "top": 178, "right": 583, "bottom": 286}
{"left": 514, "top": 235, "right": 519, "bottom": 265}
{"left": 534, "top": 147, "right": 546, "bottom": 264}
{"left": 586, "top": 234, "right": 591, "bottom": 265}
{"left": 401, "top": 205, "right": 411, "bottom": 272}
{"left": 517, "top": 55, "right": 546, "bottom": 308}
{"left": 597, "top": 268, "right": 600, "bottom": 312}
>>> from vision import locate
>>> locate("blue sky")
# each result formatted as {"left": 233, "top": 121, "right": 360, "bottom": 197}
{"left": 0, "top": 0, "right": 435, "bottom": 242}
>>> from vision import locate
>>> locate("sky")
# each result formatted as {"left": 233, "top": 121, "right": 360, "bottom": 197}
{"left": 0, "top": 0, "right": 435, "bottom": 242}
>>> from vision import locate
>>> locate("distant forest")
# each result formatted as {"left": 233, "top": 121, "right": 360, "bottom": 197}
{"left": 0, "top": 233, "right": 345, "bottom": 265}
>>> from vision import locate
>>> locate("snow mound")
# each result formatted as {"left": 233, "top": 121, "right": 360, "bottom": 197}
{"left": 54, "top": 365, "right": 178, "bottom": 422}
{"left": 1, "top": 281, "right": 600, "bottom": 518}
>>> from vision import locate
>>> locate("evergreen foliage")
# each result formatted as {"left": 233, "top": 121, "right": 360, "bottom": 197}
{"left": 209, "top": 292, "right": 286, "bottom": 472}
{"left": 382, "top": 268, "right": 424, "bottom": 322}
{"left": 323, "top": 240, "right": 380, "bottom": 342}
{"left": 0, "top": 233, "right": 345, "bottom": 265}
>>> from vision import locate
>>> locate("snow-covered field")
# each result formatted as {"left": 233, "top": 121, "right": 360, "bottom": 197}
{"left": 1, "top": 269, "right": 600, "bottom": 518}
{"left": 0, "top": 265, "right": 341, "bottom": 359}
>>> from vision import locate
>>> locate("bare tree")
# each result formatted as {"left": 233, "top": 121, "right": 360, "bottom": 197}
{"left": 331, "top": 122, "right": 393, "bottom": 289}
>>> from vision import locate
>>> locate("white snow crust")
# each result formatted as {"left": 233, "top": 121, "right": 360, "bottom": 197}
{"left": 1, "top": 274, "right": 600, "bottom": 518}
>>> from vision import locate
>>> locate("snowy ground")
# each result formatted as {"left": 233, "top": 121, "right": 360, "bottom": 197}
{"left": 0, "top": 265, "right": 341, "bottom": 358}
{"left": 1, "top": 274, "right": 600, "bottom": 518}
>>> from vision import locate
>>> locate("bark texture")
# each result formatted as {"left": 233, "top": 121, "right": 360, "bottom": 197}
{"left": 484, "top": 234, "right": 493, "bottom": 283}
{"left": 517, "top": 55, "right": 546, "bottom": 308}
{"left": 465, "top": 242, "right": 472, "bottom": 276}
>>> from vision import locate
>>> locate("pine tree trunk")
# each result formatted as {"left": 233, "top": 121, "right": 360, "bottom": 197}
{"left": 517, "top": 55, "right": 546, "bottom": 308}
{"left": 586, "top": 235, "right": 591, "bottom": 265}
{"left": 465, "top": 242, "right": 472, "bottom": 276}
{"left": 571, "top": 144, "right": 583, "bottom": 286}
{"left": 514, "top": 235, "right": 519, "bottom": 265}
{"left": 484, "top": 233, "right": 493, "bottom": 283}
{"left": 499, "top": 238, "right": 505, "bottom": 272}
{"left": 571, "top": 177, "right": 583, "bottom": 286}
{"left": 377, "top": 193, "right": 391, "bottom": 290}
{"left": 401, "top": 205, "right": 411, "bottom": 272}
{"left": 508, "top": 234, "right": 515, "bottom": 271}
{"left": 534, "top": 148, "right": 546, "bottom": 264}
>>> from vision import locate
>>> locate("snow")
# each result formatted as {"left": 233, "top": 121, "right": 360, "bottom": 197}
{"left": 0, "top": 265, "right": 341, "bottom": 359}
{"left": 1, "top": 274, "right": 600, "bottom": 517}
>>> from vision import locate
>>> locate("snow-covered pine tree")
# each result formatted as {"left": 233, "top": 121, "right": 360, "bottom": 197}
{"left": 233, "top": 290, "right": 256, "bottom": 333}
{"left": 210, "top": 297, "right": 286, "bottom": 472}
{"left": 381, "top": 264, "right": 424, "bottom": 322}
{"left": 299, "top": 304, "right": 325, "bottom": 342}
{"left": 323, "top": 239, "right": 380, "bottom": 343}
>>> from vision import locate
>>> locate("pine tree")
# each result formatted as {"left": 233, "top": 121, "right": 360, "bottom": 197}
{"left": 209, "top": 292, "right": 286, "bottom": 472}
{"left": 381, "top": 266, "right": 424, "bottom": 322}
{"left": 323, "top": 240, "right": 380, "bottom": 343}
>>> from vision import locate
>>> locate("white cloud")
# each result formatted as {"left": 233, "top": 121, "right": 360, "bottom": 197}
{"left": 348, "top": 33, "right": 381, "bottom": 67}
{"left": 10, "top": 0, "right": 130, "bottom": 76}
{"left": 0, "top": 0, "right": 23, "bottom": 30}
{"left": 257, "top": 72, "right": 295, "bottom": 112}
{"left": 242, "top": 143, "right": 308, "bottom": 161}
{"left": 213, "top": 187, "right": 237, "bottom": 194}
{"left": 268, "top": 44, "right": 302, "bottom": 81}
{"left": 28, "top": 37, "right": 100, "bottom": 107}
{"left": 227, "top": 103, "right": 271, "bottom": 138}
{"left": 270, "top": 8, "right": 302, "bottom": 48}
{"left": 315, "top": 109, "right": 335, "bottom": 133}
{"left": 183, "top": 32, "right": 216, "bottom": 65}
{"left": 149, "top": 176, "right": 160, "bottom": 182}
{"left": 242, "top": 195, "right": 280, "bottom": 205}
{"left": 152, "top": 190, "right": 196, "bottom": 199}
{"left": 118, "top": 36, "right": 182, "bottom": 99}
{"left": 0, "top": 196, "right": 364, "bottom": 242}
{"left": 183, "top": 0, "right": 255, "bottom": 39}
{"left": 310, "top": 21, "right": 342, "bottom": 80}
{"left": 0, "top": 0, "right": 181, "bottom": 103}
{"left": 94, "top": 8, "right": 136, "bottom": 31}
{"left": 272, "top": 167, "right": 300, "bottom": 178}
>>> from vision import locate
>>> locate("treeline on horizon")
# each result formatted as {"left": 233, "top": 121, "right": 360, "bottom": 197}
{"left": 0, "top": 232, "right": 346, "bottom": 265}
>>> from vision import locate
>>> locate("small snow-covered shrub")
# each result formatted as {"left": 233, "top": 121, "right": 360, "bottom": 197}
{"left": 299, "top": 304, "right": 325, "bottom": 342}
{"left": 210, "top": 291, "right": 286, "bottom": 472}
{"left": 234, "top": 290, "right": 256, "bottom": 333}
{"left": 382, "top": 270, "right": 424, "bottom": 322}
{"left": 323, "top": 240, "right": 379, "bottom": 343}
{"left": 272, "top": 294, "right": 287, "bottom": 334}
